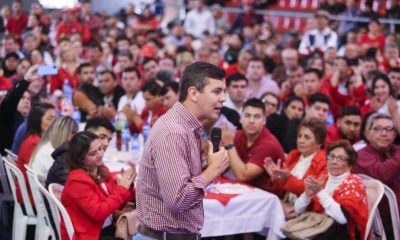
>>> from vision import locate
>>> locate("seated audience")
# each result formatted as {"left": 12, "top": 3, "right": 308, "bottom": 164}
{"left": 326, "top": 106, "right": 362, "bottom": 146}
{"left": 295, "top": 140, "right": 368, "bottom": 240}
{"left": 159, "top": 81, "right": 179, "bottom": 109}
{"left": 29, "top": 116, "right": 78, "bottom": 182}
{"left": 221, "top": 98, "right": 286, "bottom": 196}
{"left": 61, "top": 131, "right": 135, "bottom": 240}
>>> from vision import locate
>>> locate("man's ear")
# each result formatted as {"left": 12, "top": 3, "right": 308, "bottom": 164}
{"left": 187, "top": 86, "right": 199, "bottom": 103}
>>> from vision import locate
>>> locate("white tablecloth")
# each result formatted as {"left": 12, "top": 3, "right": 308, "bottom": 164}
{"left": 201, "top": 183, "right": 286, "bottom": 240}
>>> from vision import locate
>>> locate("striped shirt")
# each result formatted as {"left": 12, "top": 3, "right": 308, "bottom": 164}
{"left": 136, "top": 102, "right": 206, "bottom": 233}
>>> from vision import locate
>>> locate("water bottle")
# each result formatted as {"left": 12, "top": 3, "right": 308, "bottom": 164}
{"left": 71, "top": 107, "right": 81, "bottom": 124}
{"left": 142, "top": 121, "right": 151, "bottom": 143}
{"left": 62, "top": 80, "right": 73, "bottom": 100}
{"left": 114, "top": 112, "right": 127, "bottom": 131}
{"left": 61, "top": 80, "right": 74, "bottom": 116}
{"left": 121, "top": 127, "right": 131, "bottom": 152}
{"left": 131, "top": 133, "right": 140, "bottom": 163}
{"left": 325, "top": 111, "right": 334, "bottom": 126}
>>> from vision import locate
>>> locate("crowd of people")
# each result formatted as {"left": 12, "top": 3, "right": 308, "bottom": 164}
{"left": 0, "top": 0, "right": 400, "bottom": 239}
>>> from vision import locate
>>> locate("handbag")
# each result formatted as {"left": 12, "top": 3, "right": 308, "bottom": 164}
{"left": 115, "top": 210, "right": 138, "bottom": 240}
{"left": 281, "top": 212, "right": 334, "bottom": 240}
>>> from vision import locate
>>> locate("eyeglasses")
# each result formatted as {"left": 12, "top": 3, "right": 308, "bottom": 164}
{"left": 327, "top": 154, "right": 348, "bottom": 162}
{"left": 371, "top": 126, "right": 396, "bottom": 133}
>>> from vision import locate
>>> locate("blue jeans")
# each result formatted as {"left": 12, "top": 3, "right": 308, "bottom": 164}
{"left": 132, "top": 232, "right": 158, "bottom": 240}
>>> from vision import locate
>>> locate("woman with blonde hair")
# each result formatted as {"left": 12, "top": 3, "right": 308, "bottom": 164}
{"left": 49, "top": 40, "right": 82, "bottom": 93}
{"left": 30, "top": 116, "right": 78, "bottom": 182}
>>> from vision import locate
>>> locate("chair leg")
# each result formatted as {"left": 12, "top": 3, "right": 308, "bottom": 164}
{"left": 12, "top": 205, "right": 28, "bottom": 240}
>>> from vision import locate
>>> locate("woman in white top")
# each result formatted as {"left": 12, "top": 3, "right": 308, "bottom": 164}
{"left": 29, "top": 116, "right": 78, "bottom": 182}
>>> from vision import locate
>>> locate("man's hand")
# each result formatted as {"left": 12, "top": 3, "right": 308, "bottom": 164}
{"left": 203, "top": 141, "right": 229, "bottom": 184}
{"left": 221, "top": 124, "right": 235, "bottom": 146}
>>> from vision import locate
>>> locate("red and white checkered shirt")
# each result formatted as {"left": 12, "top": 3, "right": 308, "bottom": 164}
{"left": 136, "top": 102, "right": 206, "bottom": 233}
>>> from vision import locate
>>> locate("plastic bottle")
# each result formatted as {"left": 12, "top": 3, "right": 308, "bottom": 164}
{"left": 114, "top": 112, "right": 127, "bottom": 151}
{"left": 71, "top": 107, "right": 81, "bottom": 124}
{"left": 325, "top": 111, "right": 334, "bottom": 126}
{"left": 131, "top": 133, "right": 140, "bottom": 164}
{"left": 121, "top": 127, "right": 131, "bottom": 152}
{"left": 142, "top": 121, "right": 151, "bottom": 143}
{"left": 62, "top": 80, "right": 73, "bottom": 100}
{"left": 61, "top": 80, "right": 74, "bottom": 116}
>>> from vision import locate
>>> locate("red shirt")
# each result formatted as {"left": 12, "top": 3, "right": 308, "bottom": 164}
{"left": 128, "top": 105, "right": 168, "bottom": 134}
{"left": 0, "top": 76, "right": 12, "bottom": 90}
{"left": 49, "top": 68, "right": 80, "bottom": 93}
{"left": 6, "top": 13, "right": 28, "bottom": 37}
{"left": 359, "top": 33, "right": 385, "bottom": 51}
{"left": 55, "top": 20, "right": 91, "bottom": 43}
{"left": 16, "top": 134, "right": 40, "bottom": 205}
{"left": 234, "top": 128, "right": 286, "bottom": 196}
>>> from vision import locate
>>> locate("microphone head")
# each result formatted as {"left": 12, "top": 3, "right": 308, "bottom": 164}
{"left": 210, "top": 127, "right": 222, "bottom": 153}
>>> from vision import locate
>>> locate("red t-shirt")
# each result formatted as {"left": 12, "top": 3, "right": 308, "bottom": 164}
{"left": 0, "top": 76, "right": 12, "bottom": 90}
{"left": 234, "top": 127, "right": 286, "bottom": 196}
{"left": 359, "top": 33, "right": 385, "bottom": 51}
{"left": 49, "top": 68, "right": 80, "bottom": 93}
{"left": 6, "top": 13, "right": 28, "bottom": 37}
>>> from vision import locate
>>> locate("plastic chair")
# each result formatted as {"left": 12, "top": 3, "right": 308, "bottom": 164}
{"left": 48, "top": 183, "right": 74, "bottom": 240}
{"left": 5, "top": 149, "right": 17, "bottom": 163}
{"left": 358, "top": 174, "right": 386, "bottom": 240}
{"left": 0, "top": 156, "right": 13, "bottom": 225}
{"left": 383, "top": 184, "right": 400, "bottom": 240}
{"left": 3, "top": 157, "right": 37, "bottom": 240}
{"left": 25, "top": 165, "right": 57, "bottom": 240}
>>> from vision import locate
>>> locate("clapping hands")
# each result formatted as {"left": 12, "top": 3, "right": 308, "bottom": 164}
{"left": 304, "top": 176, "right": 325, "bottom": 197}
{"left": 263, "top": 157, "right": 290, "bottom": 181}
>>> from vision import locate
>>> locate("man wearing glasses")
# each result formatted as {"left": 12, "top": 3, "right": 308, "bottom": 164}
{"left": 351, "top": 112, "right": 400, "bottom": 238}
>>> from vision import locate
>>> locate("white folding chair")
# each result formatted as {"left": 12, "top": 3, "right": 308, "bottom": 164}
{"left": 383, "top": 184, "right": 400, "bottom": 240}
{"left": 0, "top": 156, "right": 13, "bottom": 225}
{"left": 48, "top": 183, "right": 74, "bottom": 240}
{"left": 5, "top": 148, "right": 17, "bottom": 163}
{"left": 358, "top": 174, "right": 386, "bottom": 240}
{"left": 3, "top": 157, "right": 37, "bottom": 240}
{"left": 25, "top": 165, "right": 57, "bottom": 240}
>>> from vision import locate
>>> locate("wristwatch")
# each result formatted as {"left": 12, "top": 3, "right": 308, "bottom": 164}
{"left": 224, "top": 144, "right": 235, "bottom": 150}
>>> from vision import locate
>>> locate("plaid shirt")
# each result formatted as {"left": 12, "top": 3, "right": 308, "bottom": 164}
{"left": 136, "top": 102, "right": 207, "bottom": 233}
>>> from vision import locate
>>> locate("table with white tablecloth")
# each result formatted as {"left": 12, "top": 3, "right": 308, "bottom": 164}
{"left": 201, "top": 180, "right": 286, "bottom": 239}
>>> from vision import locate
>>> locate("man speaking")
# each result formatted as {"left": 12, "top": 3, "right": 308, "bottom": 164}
{"left": 135, "top": 62, "right": 230, "bottom": 239}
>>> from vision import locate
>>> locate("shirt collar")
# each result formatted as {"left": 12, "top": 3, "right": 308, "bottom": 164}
{"left": 172, "top": 102, "right": 203, "bottom": 132}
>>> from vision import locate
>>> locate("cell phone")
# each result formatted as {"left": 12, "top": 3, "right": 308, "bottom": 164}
{"left": 38, "top": 65, "right": 58, "bottom": 76}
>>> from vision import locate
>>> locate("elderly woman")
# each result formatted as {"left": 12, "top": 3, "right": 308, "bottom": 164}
{"left": 265, "top": 118, "right": 327, "bottom": 219}
{"left": 294, "top": 140, "right": 368, "bottom": 240}
{"left": 61, "top": 131, "right": 135, "bottom": 240}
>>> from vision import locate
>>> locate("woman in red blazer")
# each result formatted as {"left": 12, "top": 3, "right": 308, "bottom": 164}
{"left": 264, "top": 118, "right": 328, "bottom": 218}
{"left": 61, "top": 131, "right": 135, "bottom": 240}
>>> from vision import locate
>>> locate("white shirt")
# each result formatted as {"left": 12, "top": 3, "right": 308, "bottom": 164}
{"left": 184, "top": 8, "right": 215, "bottom": 38}
{"left": 117, "top": 92, "right": 146, "bottom": 115}
{"left": 223, "top": 95, "right": 243, "bottom": 114}
{"left": 298, "top": 27, "right": 338, "bottom": 55}
{"left": 31, "top": 141, "right": 55, "bottom": 183}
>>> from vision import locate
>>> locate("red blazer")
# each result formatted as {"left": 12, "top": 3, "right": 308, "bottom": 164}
{"left": 279, "top": 149, "right": 327, "bottom": 196}
{"left": 49, "top": 68, "right": 80, "bottom": 93}
{"left": 61, "top": 167, "right": 132, "bottom": 240}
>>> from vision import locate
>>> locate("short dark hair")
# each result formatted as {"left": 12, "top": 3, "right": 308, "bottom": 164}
{"left": 160, "top": 81, "right": 179, "bottom": 96}
{"left": 142, "top": 81, "right": 162, "bottom": 96}
{"left": 298, "top": 118, "right": 327, "bottom": 148}
{"left": 122, "top": 66, "right": 141, "bottom": 79}
{"left": 284, "top": 95, "right": 305, "bottom": 110}
{"left": 179, "top": 62, "right": 225, "bottom": 102}
{"left": 389, "top": 67, "right": 400, "bottom": 74}
{"left": 118, "top": 51, "right": 133, "bottom": 60}
{"left": 248, "top": 57, "right": 264, "bottom": 67}
{"left": 308, "top": 93, "right": 331, "bottom": 108}
{"left": 156, "top": 70, "right": 175, "bottom": 84}
{"left": 25, "top": 102, "right": 55, "bottom": 139}
{"left": 226, "top": 73, "right": 248, "bottom": 87}
{"left": 339, "top": 106, "right": 361, "bottom": 119}
{"left": 88, "top": 42, "right": 102, "bottom": 52}
{"left": 327, "top": 140, "right": 358, "bottom": 166}
{"left": 243, "top": 98, "right": 265, "bottom": 115}
{"left": 304, "top": 68, "right": 323, "bottom": 79}
{"left": 142, "top": 57, "right": 157, "bottom": 67}
{"left": 77, "top": 62, "right": 94, "bottom": 75}
{"left": 85, "top": 117, "right": 115, "bottom": 133}
{"left": 99, "top": 70, "right": 116, "bottom": 80}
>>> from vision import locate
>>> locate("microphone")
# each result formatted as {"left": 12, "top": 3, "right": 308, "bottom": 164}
{"left": 210, "top": 127, "right": 222, "bottom": 153}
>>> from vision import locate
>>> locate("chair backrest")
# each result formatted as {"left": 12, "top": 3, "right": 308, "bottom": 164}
{"left": 0, "top": 156, "right": 11, "bottom": 195}
{"left": 3, "top": 157, "right": 35, "bottom": 217}
{"left": 25, "top": 165, "right": 56, "bottom": 239}
{"left": 360, "top": 175, "right": 385, "bottom": 240}
{"left": 48, "top": 183, "right": 74, "bottom": 240}
{"left": 383, "top": 184, "right": 400, "bottom": 240}
{"left": 4, "top": 149, "right": 17, "bottom": 163}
